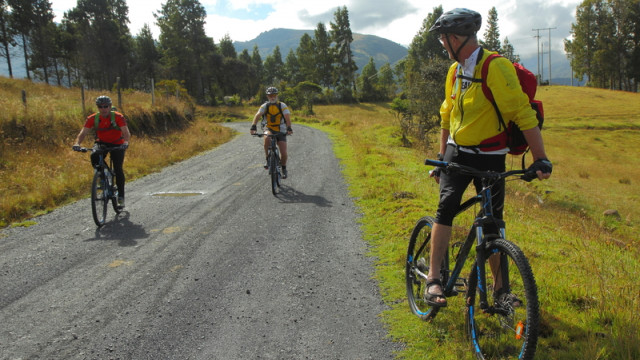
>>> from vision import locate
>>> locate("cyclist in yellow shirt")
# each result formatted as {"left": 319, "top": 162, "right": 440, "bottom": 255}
{"left": 250, "top": 87, "right": 293, "bottom": 178}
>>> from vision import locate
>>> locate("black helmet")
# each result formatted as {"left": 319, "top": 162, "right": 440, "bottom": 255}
{"left": 95, "top": 95, "right": 112, "bottom": 106}
{"left": 429, "top": 8, "right": 482, "bottom": 35}
{"left": 266, "top": 87, "right": 278, "bottom": 95}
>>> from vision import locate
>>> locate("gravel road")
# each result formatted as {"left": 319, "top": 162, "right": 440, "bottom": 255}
{"left": 0, "top": 122, "right": 402, "bottom": 359}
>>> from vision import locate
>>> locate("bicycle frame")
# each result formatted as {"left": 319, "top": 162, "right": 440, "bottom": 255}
{"left": 427, "top": 160, "right": 526, "bottom": 313}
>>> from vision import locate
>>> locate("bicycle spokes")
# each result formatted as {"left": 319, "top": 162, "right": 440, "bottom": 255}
{"left": 466, "top": 239, "right": 539, "bottom": 360}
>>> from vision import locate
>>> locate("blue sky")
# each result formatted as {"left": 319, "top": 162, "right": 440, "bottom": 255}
{"left": 48, "top": 0, "right": 581, "bottom": 58}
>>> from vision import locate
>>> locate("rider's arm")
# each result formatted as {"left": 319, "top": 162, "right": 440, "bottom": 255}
{"left": 120, "top": 125, "right": 131, "bottom": 145}
{"left": 74, "top": 127, "right": 91, "bottom": 146}
{"left": 250, "top": 108, "right": 264, "bottom": 133}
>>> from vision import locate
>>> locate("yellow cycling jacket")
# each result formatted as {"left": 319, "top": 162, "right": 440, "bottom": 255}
{"left": 440, "top": 48, "right": 538, "bottom": 149}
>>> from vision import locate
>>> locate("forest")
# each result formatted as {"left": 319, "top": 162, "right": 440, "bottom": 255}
{"left": 1, "top": 0, "right": 638, "bottom": 144}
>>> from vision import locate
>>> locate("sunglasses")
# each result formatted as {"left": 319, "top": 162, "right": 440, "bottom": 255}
{"left": 98, "top": 105, "right": 110, "bottom": 109}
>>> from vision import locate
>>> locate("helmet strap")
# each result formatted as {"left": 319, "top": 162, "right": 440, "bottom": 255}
{"left": 449, "top": 35, "right": 471, "bottom": 63}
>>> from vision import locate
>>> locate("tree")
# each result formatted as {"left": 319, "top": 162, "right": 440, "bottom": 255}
{"left": 377, "top": 63, "right": 395, "bottom": 100}
{"left": 8, "top": 0, "right": 35, "bottom": 80}
{"left": 27, "top": 0, "right": 56, "bottom": 84}
{"left": 314, "top": 22, "right": 333, "bottom": 88}
{"left": 403, "top": 5, "right": 445, "bottom": 91}
{"left": 63, "top": 0, "right": 133, "bottom": 89}
{"left": 238, "top": 48, "right": 251, "bottom": 63}
{"left": 481, "top": 7, "right": 500, "bottom": 52}
{"left": 263, "top": 45, "right": 284, "bottom": 86}
{"left": 330, "top": 6, "right": 357, "bottom": 102}
{"left": 284, "top": 48, "right": 301, "bottom": 85}
{"left": 294, "top": 81, "right": 322, "bottom": 115}
{"left": 400, "top": 6, "right": 450, "bottom": 147}
{"left": 565, "top": 0, "right": 638, "bottom": 90}
{"left": 131, "top": 24, "right": 160, "bottom": 90}
{"left": 357, "top": 57, "right": 378, "bottom": 102}
{"left": 500, "top": 37, "right": 520, "bottom": 63}
{"left": 0, "top": 0, "right": 16, "bottom": 78}
{"left": 296, "top": 32, "right": 316, "bottom": 83}
{"left": 155, "top": 0, "right": 212, "bottom": 102}
{"left": 219, "top": 33, "right": 236, "bottom": 58}
{"left": 251, "top": 44, "right": 263, "bottom": 87}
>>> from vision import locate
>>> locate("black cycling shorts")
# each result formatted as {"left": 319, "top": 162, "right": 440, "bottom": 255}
{"left": 435, "top": 144, "right": 506, "bottom": 226}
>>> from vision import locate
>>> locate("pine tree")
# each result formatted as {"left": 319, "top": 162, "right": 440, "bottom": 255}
{"left": 330, "top": 6, "right": 357, "bottom": 102}
{"left": 500, "top": 37, "right": 520, "bottom": 63}
{"left": 296, "top": 32, "right": 316, "bottom": 84}
{"left": 0, "top": 0, "right": 16, "bottom": 78}
{"left": 219, "top": 33, "right": 236, "bottom": 59}
{"left": 313, "top": 22, "right": 333, "bottom": 88}
{"left": 481, "top": 7, "right": 501, "bottom": 52}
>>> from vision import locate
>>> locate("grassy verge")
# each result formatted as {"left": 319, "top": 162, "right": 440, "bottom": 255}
{"left": 296, "top": 88, "right": 639, "bottom": 359}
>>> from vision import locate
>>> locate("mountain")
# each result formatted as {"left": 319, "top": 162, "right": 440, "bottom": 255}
{"left": 233, "top": 28, "right": 409, "bottom": 74}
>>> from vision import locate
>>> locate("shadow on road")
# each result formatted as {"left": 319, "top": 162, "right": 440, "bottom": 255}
{"left": 275, "top": 186, "right": 333, "bottom": 207}
{"left": 84, "top": 211, "right": 149, "bottom": 246}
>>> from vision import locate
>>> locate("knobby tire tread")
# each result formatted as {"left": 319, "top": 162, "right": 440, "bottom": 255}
{"left": 465, "top": 238, "right": 539, "bottom": 360}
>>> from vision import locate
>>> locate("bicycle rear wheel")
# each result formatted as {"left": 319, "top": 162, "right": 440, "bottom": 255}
{"left": 406, "top": 216, "right": 445, "bottom": 320}
{"left": 465, "top": 238, "right": 539, "bottom": 360}
{"left": 91, "top": 170, "right": 108, "bottom": 226}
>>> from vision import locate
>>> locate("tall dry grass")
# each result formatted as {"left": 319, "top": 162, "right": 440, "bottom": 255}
{"left": 0, "top": 76, "right": 239, "bottom": 227}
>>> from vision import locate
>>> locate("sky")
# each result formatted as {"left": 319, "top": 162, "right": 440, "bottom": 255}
{"left": 49, "top": 0, "right": 582, "bottom": 59}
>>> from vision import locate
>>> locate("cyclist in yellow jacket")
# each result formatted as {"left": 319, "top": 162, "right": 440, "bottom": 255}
{"left": 250, "top": 87, "right": 293, "bottom": 178}
{"left": 424, "top": 8, "right": 552, "bottom": 307}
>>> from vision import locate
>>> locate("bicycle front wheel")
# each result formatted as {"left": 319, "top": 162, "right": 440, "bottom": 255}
{"left": 91, "top": 170, "right": 108, "bottom": 226}
{"left": 406, "top": 216, "right": 442, "bottom": 321}
{"left": 465, "top": 238, "right": 539, "bottom": 360}
{"left": 270, "top": 150, "right": 278, "bottom": 195}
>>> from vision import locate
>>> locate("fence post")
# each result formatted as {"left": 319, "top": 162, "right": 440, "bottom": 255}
{"left": 81, "top": 83, "right": 86, "bottom": 115}
{"left": 151, "top": 78, "right": 155, "bottom": 106}
{"left": 117, "top": 76, "right": 122, "bottom": 110}
{"left": 21, "top": 89, "right": 27, "bottom": 111}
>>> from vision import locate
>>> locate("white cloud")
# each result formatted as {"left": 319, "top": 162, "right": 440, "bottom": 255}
{"left": 50, "top": 0, "right": 581, "bottom": 56}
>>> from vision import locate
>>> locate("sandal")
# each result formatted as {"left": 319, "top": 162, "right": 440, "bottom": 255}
{"left": 424, "top": 279, "right": 447, "bottom": 307}
{"left": 494, "top": 287, "right": 523, "bottom": 308}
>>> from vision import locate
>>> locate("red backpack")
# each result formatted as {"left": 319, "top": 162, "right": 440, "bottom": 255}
{"left": 481, "top": 53, "right": 544, "bottom": 156}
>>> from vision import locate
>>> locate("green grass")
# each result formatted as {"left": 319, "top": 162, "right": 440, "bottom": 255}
{"left": 298, "top": 87, "right": 640, "bottom": 359}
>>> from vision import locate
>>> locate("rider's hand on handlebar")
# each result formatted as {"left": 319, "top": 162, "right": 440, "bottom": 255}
{"left": 122, "top": 143, "right": 129, "bottom": 150}
{"left": 250, "top": 124, "right": 257, "bottom": 135}
{"left": 72, "top": 145, "right": 81, "bottom": 152}
{"left": 524, "top": 158, "right": 552, "bottom": 181}
{"left": 429, "top": 167, "right": 442, "bottom": 184}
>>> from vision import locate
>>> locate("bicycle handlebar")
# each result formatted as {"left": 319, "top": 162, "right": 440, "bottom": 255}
{"left": 73, "top": 144, "right": 127, "bottom": 153}
{"left": 424, "top": 159, "right": 537, "bottom": 182}
{"left": 252, "top": 132, "right": 287, "bottom": 138}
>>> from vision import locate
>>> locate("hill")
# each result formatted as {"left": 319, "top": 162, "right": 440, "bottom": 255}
{"left": 233, "top": 28, "right": 409, "bottom": 74}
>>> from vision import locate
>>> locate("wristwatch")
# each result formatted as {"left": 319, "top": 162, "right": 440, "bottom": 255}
{"left": 437, "top": 153, "right": 445, "bottom": 161}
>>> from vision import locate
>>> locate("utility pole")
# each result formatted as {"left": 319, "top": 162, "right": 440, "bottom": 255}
{"left": 532, "top": 29, "right": 542, "bottom": 84}
{"left": 533, "top": 27, "right": 556, "bottom": 85}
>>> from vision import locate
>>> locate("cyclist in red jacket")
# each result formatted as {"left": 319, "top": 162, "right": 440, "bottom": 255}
{"left": 73, "top": 96, "right": 131, "bottom": 208}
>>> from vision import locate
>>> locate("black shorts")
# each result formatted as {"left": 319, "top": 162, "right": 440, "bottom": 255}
{"left": 435, "top": 144, "right": 506, "bottom": 226}
{"left": 267, "top": 130, "right": 287, "bottom": 142}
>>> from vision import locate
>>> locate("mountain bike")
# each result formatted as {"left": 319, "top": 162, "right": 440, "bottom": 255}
{"left": 74, "top": 145, "right": 125, "bottom": 226}
{"left": 253, "top": 132, "right": 285, "bottom": 195}
{"left": 405, "top": 159, "right": 540, "bottom": 360}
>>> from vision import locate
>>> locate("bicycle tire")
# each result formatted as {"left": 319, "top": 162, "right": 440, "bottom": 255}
{"left": 406, "top": 216, "right": 446, "bottom": 320}
{"left": 110, "top": 173, "right": 122, "bottom": 214}
{"left": 91, "top": 170, "right": 108, "bottom": 226}
{"left": 465, "top": 238, "right": 539, "bottom": 360}
{"left": 275, "top": 149, "right": 281, "bottom": 188}
{"left": 270, "top": 150, "right": 278, "bottom": 195}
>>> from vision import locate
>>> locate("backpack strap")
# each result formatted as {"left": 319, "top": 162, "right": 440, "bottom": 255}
{"left": 94, "top": 111, "right": 120, "bottom": 133}
{"left": 481, "top": 53, "right": 508, "bottom": 132}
